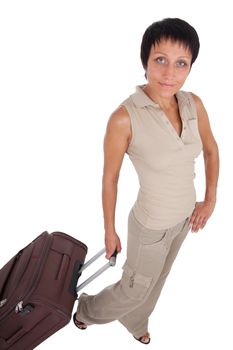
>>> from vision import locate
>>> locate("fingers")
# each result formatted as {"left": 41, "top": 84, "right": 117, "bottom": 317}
{"left": 189, "top": 200, "right": 215, "bottom": 233}
{"left": 117, "top": 241, "right": 122, "bottom": 253}
{"left": 105, "top": 244, "right": 121, "bottom": 259}
{"left": 105, "top": 233, "right": 122, "bottom": 259}
{"left": 189, "top": 214, "right": 207, "bottom": 232}
{"left": 105, "top": 249, "right": 114, "bottom": 259}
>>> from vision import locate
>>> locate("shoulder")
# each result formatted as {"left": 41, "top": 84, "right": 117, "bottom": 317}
{"left": 189, "top": 92, "right": 214, "bottom": 140}
{"left": 188, "top": 93, "right": 218, "bottom": 152}
{"left": 189, "top": 92, "right": 206, "bottom": 114}
{"left": 105, "top": 105, "right": 131, "bottom": 140}
{"left": 107, "top": 105, "right": 130, "bottom": 128}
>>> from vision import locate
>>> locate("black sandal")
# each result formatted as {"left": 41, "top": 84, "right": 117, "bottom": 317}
{"left": 73, "top": 312, "right": 87, "bottom": 330}
{"left": 133, "top": 335, "right": 151, "bottom": 344}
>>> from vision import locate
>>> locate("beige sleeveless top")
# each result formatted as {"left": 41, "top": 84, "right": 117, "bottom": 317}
{"left": 121, "top": 85, "right": 203, "bottom": 230}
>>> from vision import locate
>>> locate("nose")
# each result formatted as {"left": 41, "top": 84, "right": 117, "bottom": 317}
{"left": 163, "top": 64, "right": 175, "bottom": 80}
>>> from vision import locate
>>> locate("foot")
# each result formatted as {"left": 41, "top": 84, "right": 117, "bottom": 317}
{"left": 73, "top": 312, "right": 87, "bottom": 330}
{"left": 133, "top": 332, "right": 151, "bottom": 344}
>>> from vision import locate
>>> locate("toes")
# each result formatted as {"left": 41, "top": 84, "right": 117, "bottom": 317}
{"left": 75, "top": 321, "right": 87, "bottom": 329}
{"left": 73, "top": 313, "right": 87, "bottom": 330}
{"left": 140, "top": 336, "right": 150, "bottom": 344}
{"left": 134, "top": 333, "right": 151, "bottom": 344}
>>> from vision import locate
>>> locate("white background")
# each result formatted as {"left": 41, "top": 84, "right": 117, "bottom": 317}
{"left": 0, "top": 0, "right": 232, "bottom": 349}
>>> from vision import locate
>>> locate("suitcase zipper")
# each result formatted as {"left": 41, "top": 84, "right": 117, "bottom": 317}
{"left": 0, "top": 233, "right": 53, "bottom": 321}
{"left": 15, "top": 300, "right": 24, "bottom": 313}
{"left": 0, "top": 250, "right": 24, "bottom": 302}
{"left": 0, "top": 299, "right": 7, "bottom": 308}
{"left": 22, "top": 234, "right": 53, "bottom": 301}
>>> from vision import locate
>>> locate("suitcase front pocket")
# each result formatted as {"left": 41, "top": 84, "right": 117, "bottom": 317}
{"left": 0, "top": 302, "right": 69, "bottom": 349}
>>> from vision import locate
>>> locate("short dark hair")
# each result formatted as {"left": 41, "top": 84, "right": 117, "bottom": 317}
{"left": 140, "top": 18, "right": 200, "bottom": 70}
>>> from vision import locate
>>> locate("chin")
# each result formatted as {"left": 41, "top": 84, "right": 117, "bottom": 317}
{"left": 158, "top": 89, "right": 177, "bottom": 98}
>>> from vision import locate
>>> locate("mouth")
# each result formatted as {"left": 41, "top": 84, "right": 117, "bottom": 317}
{"left": 159, "top": 82, "right": 175, "bottom": 88}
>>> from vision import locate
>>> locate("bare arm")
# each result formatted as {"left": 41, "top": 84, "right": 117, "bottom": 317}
{"left": 102, "top": 105, "right": 131, "bottom": 257}
{"left": 189, "top": 93, "right": 220, "bottom": 232}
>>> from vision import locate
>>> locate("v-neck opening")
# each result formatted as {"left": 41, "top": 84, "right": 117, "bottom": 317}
{"left": 138, "top": 86, "right": 186, "bottom": 144}
{"left": 160, "top": 92, "right": 185, "bottom": 143}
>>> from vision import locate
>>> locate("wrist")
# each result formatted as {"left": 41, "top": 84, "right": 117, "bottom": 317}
{"left": 204, "top": 186, "right": 217, "bottom": 204}
{"left": 105, "top": 229, "right": 116, "bottom": 236}
{"left": 204, "top": 198, "right": 216, "bottom": 206}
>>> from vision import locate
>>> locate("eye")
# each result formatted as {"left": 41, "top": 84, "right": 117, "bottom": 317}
{"left": 176, "top": 60, "right": 188, "bottom": 68}
{"left": 155, "top": 57, "right": 167, "bottom": 65}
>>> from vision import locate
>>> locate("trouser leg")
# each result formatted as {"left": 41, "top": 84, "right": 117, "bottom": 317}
{"left": 75, "top": 209, "right": 170, "bottom": 326}
{"left": 118, "top": 217, "right": 190, "bottom": 338}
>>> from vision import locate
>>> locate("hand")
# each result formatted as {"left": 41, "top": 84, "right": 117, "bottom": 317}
{"left": 105, "top": 231, "right": 122, "bottom": 259}
{"left": 189, "top": 200, "right": 216, "bottom": 233}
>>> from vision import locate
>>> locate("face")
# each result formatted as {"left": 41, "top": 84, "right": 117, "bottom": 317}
{"left": 145, "top": 39, "right": 192, "bottom": 98}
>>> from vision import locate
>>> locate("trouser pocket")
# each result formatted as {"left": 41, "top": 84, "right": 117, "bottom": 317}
{"left": 120, "top": 263, "right": 152, "bottom": 301}
{"left": 126, "top": 209, "right": 169, "bottom": 286}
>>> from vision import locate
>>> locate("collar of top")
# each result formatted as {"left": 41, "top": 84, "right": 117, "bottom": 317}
{"left": 131, "top": 85, "right": 188, "bottom": 109}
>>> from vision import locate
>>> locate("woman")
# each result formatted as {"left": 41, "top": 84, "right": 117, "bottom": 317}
{"left": 73, "top": 18, "right": 219, "bottom": 344}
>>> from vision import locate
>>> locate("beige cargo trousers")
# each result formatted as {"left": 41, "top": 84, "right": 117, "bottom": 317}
{"left": 76, "top": 208, "right": 190, "bottom": 338}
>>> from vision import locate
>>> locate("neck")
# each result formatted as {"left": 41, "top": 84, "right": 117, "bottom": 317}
{"left": 142, "top": 84, "right": 177, "bottom": 110}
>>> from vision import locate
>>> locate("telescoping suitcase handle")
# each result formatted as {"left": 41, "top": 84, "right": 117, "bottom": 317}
{"left": 76, "top": 249, "right": 118, "bottom": 293}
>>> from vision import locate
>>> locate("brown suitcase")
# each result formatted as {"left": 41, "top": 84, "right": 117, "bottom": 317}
{"left": 0, "top": 231, "right": 88, "bottom": 350}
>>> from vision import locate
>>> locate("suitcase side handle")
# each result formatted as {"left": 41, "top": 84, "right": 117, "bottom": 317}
{"left": 76, "top": 249, "right": 118, "bottom": 294}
